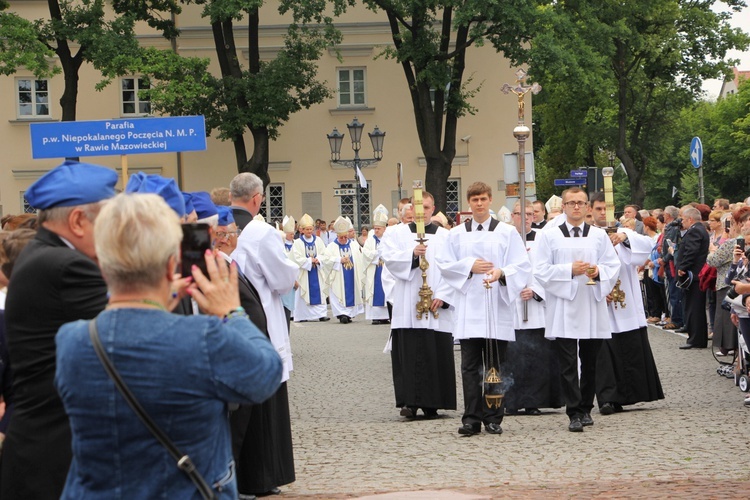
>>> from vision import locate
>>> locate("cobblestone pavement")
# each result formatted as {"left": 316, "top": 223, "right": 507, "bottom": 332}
{"left": 282, "top": 319, "right": 750, "bottom": 498}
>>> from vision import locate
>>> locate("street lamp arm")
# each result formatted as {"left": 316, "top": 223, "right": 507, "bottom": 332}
{"left": 331, "top": 158, "right": 382, "bottom": 169}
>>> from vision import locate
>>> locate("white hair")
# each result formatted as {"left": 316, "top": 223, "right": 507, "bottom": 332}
{"left": 230, "top": 172, "right": 263, "bottom": 203}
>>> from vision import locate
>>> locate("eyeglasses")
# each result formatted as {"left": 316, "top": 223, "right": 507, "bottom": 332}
{"left": 564, "top": 201, "right": 588, "bottom": 208}
{"left": 512, "top": 212, "right": 535, "bottom": 217}
{"left": 215, "top": 230, "right": 241, "bottom": 239}
{"left": 253, "top": 192, "right": 266, "bottom": 202}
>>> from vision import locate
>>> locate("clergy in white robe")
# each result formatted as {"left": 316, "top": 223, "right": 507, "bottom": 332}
{"left": 381, "top": 193, "right": 457, "bottom": 418}
{"left": 589, "top": 198, "right": 663, "bottom": 413}
{"left": 533, "top": 187, "right": 621, "bottom": 432}
{"left": 436, "top": 182, "right": 531, "bottom": 436}
{"left": 232, "top": 219, "right": 298, "bottom": 383}
{"left": 280, "top": 215, "right": 296, "bottom": 318}
{"left": 360, "top": 211, "right": 390, "bottom": 323}
{"left": 504, "top": 202, "right": 563, "bottom": 415}
{"left": 289, "top": 214, "right": 329, "bottom": 322}
{"left": 320, "top": 217, "right": 364, "bottom": 323}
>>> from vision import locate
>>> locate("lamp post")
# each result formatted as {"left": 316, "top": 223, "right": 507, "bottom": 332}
{"left": 327, "top": 117, "right": 386, "bottom": 232}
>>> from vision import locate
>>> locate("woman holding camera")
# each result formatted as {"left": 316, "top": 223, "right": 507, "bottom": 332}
{"left": 54, "top": 193, "right": 283, "bottom": 499}
{"left": 707, "top": 211, "right": 739, "bottom": 356}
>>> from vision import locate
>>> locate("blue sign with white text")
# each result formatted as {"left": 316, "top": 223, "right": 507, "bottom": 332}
{"left": 554, "top": 178, "right": 587, "bottom": 187}
{"left": 30, "top": 116, "right": 207, "bottom": 159}
{"left": 690, "top": 136, "right": 703, "bottom": 169}
{"left": 570, "top": 169, "right": 588, "bottom": 178}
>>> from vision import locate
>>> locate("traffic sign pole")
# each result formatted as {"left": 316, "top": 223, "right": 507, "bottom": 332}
{"left": 691, "top": 136, "right": 704, "bottom": 204}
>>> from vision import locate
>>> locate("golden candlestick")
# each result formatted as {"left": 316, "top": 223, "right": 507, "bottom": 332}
{"left": 602, "top": 164, "right": 626, "bottom": 308}
{"left": 413, "top": 180, "right": 437, "bottom": 319}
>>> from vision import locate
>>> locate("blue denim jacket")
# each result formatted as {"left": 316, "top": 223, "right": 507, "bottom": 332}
{"left": 55, "top": 308, "right": 282, "bottom": 499}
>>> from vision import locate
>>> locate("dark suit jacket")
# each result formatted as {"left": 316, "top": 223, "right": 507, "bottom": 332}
{"left": 232, "top": 206, "right": 254, "bottom": 231}
{"left": 676, "top": 221, "right": 710, "bottom": 276}
{"left": 1, "top": 226, "right": 108, "bottom": 499}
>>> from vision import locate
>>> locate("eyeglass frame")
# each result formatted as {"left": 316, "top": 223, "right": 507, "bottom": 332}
{"left": 564, "top": 201, "right": 588, "bottom": 208}
{"left": 215, "top": 229, "right": 241, "bottom": 239}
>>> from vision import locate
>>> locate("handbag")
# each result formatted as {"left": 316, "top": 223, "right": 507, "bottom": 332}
{"left": 88, "top": 320, "right": 218, "bottom": 500}
{"left": 698, "top": 262, "right": 717, "bottom": 292}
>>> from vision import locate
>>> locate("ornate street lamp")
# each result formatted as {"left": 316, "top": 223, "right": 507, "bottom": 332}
{"left": 327, "top": 118, "right": 386, "bottom": 231}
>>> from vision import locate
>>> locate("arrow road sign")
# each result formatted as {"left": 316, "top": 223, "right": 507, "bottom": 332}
{"left": 690, "top": 136, "right": 703, "bottom": 169}
{"left": 554, "top": 178, "right": 587, "bottom": 187}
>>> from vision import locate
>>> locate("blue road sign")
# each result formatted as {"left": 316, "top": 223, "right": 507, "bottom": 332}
{"left": 30, "top": 116, "right": 207, "bottom": 159}
{"left": 554, "top": 178, "right": 587, "bottom": 187}
{"left": 570, "top": 169, "right": 588, "bottom": 178}
{"left": 690, "top": 136, "right": 703, "bottom": 169}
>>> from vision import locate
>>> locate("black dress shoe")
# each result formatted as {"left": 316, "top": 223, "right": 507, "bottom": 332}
{"left": 319, "top": 316, "right": 330, "bottom": 321}
{"left": 485, "top": 423, "right": 503, "bottom": 434}
{"left": 525, "top": 408, "right": 541, "bottom": 416}
{"left": 679, "top": 344, "right": 696, "bottom": 349}
{"left": 338, "top": 315, "right": 352, "bottom": 324}
{"left": 254, "top": 488, "right": 281, "bottom": 497}
{"left": 675, "top": 327, "right": 688, "bottom": 333}
{"left": 458, "top": 423, "right": 480, "bottom": 436}
{"left": 422, "top": 408, "right": 439, "bottom": 419}
{"left": 399, "top": 406, "right": 417, "bottom": 418}
{"left": 568, "top": 417, "right": 584, "bottom": 432}
{"left": 600, "top": 402, "right": 615, "bottom": 415}
{"left": 581, "top": 413, "right": 594, "bottom": 426}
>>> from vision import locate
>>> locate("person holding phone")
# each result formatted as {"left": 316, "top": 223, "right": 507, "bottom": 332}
{"left": 706, "top": 211, "right": 738, "bottom": 355}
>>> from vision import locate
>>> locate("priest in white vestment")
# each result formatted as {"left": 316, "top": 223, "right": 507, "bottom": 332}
{"left": 360, "top": 206, "right": 390, "bottom": 324}
{"left": 289, "top": 214, "right": 330, "bottom": 322}
{"left": 321, "top": 216, "right": 364, "bottom": 323}
{"left": 533, "top": 187, "right": 621, "bottom": 432}
{"left": 436, "top": 182, "right": 531, "bottom": 436}
{"left": 381, "top": 192, "right": 457, "bottom": 419}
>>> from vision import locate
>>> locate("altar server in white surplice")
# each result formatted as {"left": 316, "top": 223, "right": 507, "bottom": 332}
{"left": 321, "top": 216, "right": 364, "bottom": 324}
{"left": 360, "top": 205, "right": 390, "bottom": 324}
{"left": 436, "top": 182, "right": 530, "bottom": 437}
{"left": 588, "top": 193, "right": 663, "bottom": 415}
{"left": 230, "top": 174, "right": 298, "bottom": 383}
{"left": 533, "top": 187, "right": 620, "bottom": 433}
{"left": 381, "top": 192, "right": 457, "bottom": 419}
{"left": 289, "top": 214, "right": 330, "bottom": 323}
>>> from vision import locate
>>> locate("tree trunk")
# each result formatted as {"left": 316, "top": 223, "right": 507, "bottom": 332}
{"left": 424, "top": 157, "right": 452, "bottom": 216}
{"left": 245, "top": 126, "right": 270, "bottom": 187}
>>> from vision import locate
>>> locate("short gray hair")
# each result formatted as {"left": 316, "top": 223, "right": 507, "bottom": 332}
{"left": 37, "top": 201, "right": 102, "bottom": 225}
{"left": 400, "top": 203, "right": 413, "bottom": 218}
{"left": 230, "top": 173, "right": 263, "bottom": 203}
{"left": 664, "top": 206, "right": 679, "bottom": 219}
{"left": 95, "top": 193, "right": 182, "bottom": 293}
{"left": 682, "top": 207, "right": 701, "bottom": 222}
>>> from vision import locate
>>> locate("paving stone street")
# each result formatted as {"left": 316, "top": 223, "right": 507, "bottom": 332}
{"left": 282, "top": 319, "right": 750, "bottom": 498}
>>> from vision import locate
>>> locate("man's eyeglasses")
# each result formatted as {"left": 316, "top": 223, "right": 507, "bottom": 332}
{"left": 215, "top": 230, "right": 241, "bottom": 239}
{"left": 564, "top": 201, "right": 587, "bottom": 208}
{"left": 512, "top": 212, "right": 535, "bottom": 217}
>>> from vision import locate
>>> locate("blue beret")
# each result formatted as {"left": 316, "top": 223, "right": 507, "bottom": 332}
{"left": 125, "top": 172, "right": 185, "bottom": 217}
{"left": 217, "top": 206, "right": 235, "bottom": 226}
{"left": 182, "top": 192, "right": 195, "bottom": 215}
{"left": 191, "top": 191, "right": 218, "bottom": 220}
{"left": 25, "top": 160, "right": 118, "bottom": 210}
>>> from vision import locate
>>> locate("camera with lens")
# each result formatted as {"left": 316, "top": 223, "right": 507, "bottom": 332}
{"left": 723, "top": 279, "right": 748, "bottom": 311}
{"left": 667, "top": 218, "right": 682, "bottom": 229}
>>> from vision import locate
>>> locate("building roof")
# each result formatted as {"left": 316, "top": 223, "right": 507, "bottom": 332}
{"left": 719, "top": 67, "right": 750, "bottom": 98}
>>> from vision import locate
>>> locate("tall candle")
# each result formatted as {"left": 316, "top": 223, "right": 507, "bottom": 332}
{"left": 412, "top": 180, "right": 425, "bottom": 235}
{"left": 602, "top": 167, "right": 615, "bottom": 224}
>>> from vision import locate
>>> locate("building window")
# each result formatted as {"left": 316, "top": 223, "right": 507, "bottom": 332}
{"left": 338, "top": 181, "right": 371, "bottom": 228}
{"left": 258, "top": 184, "right": 285, "bottom": 224}
{"left": 429, "top": 83, "right": 451, "bottom": 112}
{"left": 337, "top": 68, "right": 366, "bottom": 107}
{"left": 446, "top": 179, "right": 461, "bottom": 224}
{"left": 21, "top": 193, "right": 36, "bottom": 214}
{"left": 16, "top": 78, "right": 50, "bottom": 118}
{"left": 121, "top": 77, "right": 151, "bottom": 115}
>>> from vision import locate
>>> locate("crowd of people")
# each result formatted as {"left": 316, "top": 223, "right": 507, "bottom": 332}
{"left": 0, "top": 158, "right": 746, "bottom": 498}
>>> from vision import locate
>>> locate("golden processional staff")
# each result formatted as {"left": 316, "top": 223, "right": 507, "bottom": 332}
{"left": 502, "top": 68, "right": 541, "bottom": 322}
{"left": 602, "top": 162, "right": 626, "bottom": 308}
{"left": 412, "top": 181, "right": 438, "bottom": 319}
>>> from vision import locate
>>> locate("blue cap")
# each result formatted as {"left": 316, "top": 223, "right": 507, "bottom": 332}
{"left": 217, "top": 206, "right": 235, "bottom": 226}
{"left": 125, "top": 172, "right": 186, "bottom": 217}
{"left": 182, "top": 192, "right": 195, "bottom": 215}
{"left": 25, "top": 160, "right": 118, "bottom": 210}
{"left": 191, "top": 191, "right": 218, "bottom": 220}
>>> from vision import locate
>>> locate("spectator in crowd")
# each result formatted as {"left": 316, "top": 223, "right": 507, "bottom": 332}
{"left": 707, "top": 210, "right": 740, "bottom": 356}
{"left": 713, "top": 198, "right": 730, "bottom": 211}
{"left": 1, "top": 214, "right": 37, "bottom": 231}
{"left": 675, "top": 206, "right": 710, "bottom": 349}
{"left": 643, "top": 216, "right": 667, "bottom": 324}
{"left": 660, "top": 206, "right": 683, "bottom": 331}
{"left": 211, "top": 186, "right": 232, "bottom": 206}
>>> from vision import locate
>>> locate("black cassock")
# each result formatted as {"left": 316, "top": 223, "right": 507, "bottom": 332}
{"left": 503, "top": 328, "right": 564, "bottom": 411}
{"left": 596, "top": 326, "right": 664, "bottom": 407}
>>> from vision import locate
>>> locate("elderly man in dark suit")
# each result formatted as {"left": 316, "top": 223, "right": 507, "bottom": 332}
{"left": 676, "top": 205, "right": 710, "bottom": 349}
{"left": 1, "top": 161, "right": 117, "bottom": 499}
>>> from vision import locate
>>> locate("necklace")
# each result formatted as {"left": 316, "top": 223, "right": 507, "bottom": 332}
{"left": 107, "top": 299, "right": 167, "bottom": 311}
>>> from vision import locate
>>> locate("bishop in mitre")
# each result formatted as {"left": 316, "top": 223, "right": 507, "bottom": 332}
{"left": 321, "top": 216, "right": 364, "bottom": 323}
{"left": 288, "top": 214, "right": 329, "bottom": 322}
{"left": 360, "top": 205, "right": 391, "bottom": 325}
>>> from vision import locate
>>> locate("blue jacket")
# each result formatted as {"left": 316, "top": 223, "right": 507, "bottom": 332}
{"left": 55, "top": 308, "right": 282, "bottom": 499}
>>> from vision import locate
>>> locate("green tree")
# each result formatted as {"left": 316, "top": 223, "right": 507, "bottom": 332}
{"left": 0, "top": 2, "right": 58, "bottom": 78}
{"left": 357, "top": 0, "right": 543, "bottom": 214}
{"left": 530, "top": 0, "right": 749, "bottom": 208}
{"left": 118, "top": 0, "right": 343, "bottom": 184}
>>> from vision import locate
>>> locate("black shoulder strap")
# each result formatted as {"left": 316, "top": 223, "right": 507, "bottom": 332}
{"left": 88, "top": 320, "right": 218, "bottom": 500}
{"left": 558, "top": 222, "right": 570, "bottom": 238}
{"left": 582, "top": 223, "right": 591, "bottom": 237}
{"left": 488, "top": 218, "right": 500, "bottom": 231}
{"left": 464, "top": 219, "right": 472, "bottom": 232}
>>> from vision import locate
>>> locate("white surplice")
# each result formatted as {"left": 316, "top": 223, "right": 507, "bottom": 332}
{"left": 288, "top": 234, "right": 328, "bottom": 321}
{"left": 381, "top": 223, "right": 455, "bottom": 333}
{"left": 514, "top": 235, "right": 546, "bottom": 331}
{"left": 607, "top": 228, "right": 652, "bottom": 333}
{"left": 436, "top": 221, "right": 531, "bottom": 341}
{"left": 360, "top": 234, "right": 389, "bottom": 320}
{"left": 232, "top": 219, "right": 298, "bottom": 382}
{"left": 533, "top": 222, "right": 621, "bottom": 340}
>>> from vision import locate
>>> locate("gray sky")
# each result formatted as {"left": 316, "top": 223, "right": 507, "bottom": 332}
{"left": 702, "top": 3, "right": 750, "bottom": 99}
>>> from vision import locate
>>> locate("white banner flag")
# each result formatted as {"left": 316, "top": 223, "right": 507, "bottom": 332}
{"left": 356, "top": 166, "right": 367, "bottom": 189}
{"left": 672, "top": 186, "right": 678, "bottom": 198}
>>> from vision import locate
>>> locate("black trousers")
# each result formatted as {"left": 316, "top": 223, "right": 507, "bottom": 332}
{"left": 683, "top": 282, "right": 708, "bottom": 347}
{"left": 459, "top": 338, "right": 506, "bottom": 429}
{"left": 554, "top": 338, "right": 603, "bottom": 418}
